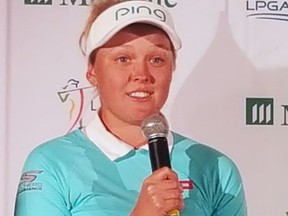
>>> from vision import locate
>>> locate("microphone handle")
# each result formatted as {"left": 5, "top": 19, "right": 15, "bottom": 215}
{"left": 148, "top": 137, "right": 171, "bottom": 171}
{"left": 148, "top": 137, "right": 180, "bottom": 216}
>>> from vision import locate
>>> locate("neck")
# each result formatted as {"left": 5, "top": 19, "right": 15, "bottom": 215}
{"left": 98, "top": 111, "right": 147, "bottom": 148}
{"left": 111, "top": 125, "right": 147, "bottom": 148}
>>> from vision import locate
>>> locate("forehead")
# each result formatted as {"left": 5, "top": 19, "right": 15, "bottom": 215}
{"left": 121, "top": 23, "right": 169, "bottom": 36}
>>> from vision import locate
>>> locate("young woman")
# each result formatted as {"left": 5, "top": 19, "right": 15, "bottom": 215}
{"left": 14, "top": 1, "right": 247, "bottom": 215}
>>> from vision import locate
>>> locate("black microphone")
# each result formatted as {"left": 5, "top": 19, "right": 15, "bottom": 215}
{"left": 141, "top": 114, "right": 180, "bottom": 216}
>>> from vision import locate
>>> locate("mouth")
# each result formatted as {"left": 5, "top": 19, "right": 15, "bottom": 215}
{"left": 128, "top": 91, "right": 152, "bottom": 99}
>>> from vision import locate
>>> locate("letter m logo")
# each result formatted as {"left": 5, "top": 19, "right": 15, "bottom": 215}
{"left": 24, "top": 0, "right": 52, "bottom": 5}
{"left": 246, "top": 98, "right": 274, "bottom": 125}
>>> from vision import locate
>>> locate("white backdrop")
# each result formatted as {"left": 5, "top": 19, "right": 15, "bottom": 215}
{"left": 1, "top": 0, "right": 8, "bottom": 215}
{"left": 2, "top": 0, "right": 288, "bottom": 215}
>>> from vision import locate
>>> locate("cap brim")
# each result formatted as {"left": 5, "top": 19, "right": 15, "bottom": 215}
{"left": 86, "top": 1, "right": 182, "bottom": 58}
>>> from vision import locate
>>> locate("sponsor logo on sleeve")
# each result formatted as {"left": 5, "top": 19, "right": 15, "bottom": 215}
{"left": 18, "top": 170, "right": 43, "bottom": 194}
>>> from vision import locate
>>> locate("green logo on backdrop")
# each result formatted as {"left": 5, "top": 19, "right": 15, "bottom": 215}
{"left": 246, "top": 98, "right": 274, "bottom": 125}
{"left": 25, "top": 0, "right": 52, "bottom": 5}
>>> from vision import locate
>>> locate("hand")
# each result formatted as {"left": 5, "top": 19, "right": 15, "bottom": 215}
{"left": 130, "top": 167, "right": 184, "bottom": 216}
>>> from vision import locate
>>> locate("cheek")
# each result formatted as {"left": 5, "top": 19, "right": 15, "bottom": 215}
{"left": 158, "top": 73, "right": 172, "bottom": 89}
{"left": 97, "top": 78, "right": 114, "bottom": 94}
{"left": 155, "top": 75, "right": 172, "bottom": 103}
{"left": 97, "top": 75, "right": 126, "bottom": 97}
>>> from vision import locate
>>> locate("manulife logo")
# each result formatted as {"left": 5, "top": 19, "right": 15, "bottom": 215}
{"left": 246, "top": 98, "right": 274, "bottom": 125}
{"left": 25, "top": 0, "right": 53, "bottom": 5}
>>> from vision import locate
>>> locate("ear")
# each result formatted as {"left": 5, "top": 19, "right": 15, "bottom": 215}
{"left": 86, "top": 63, "right": 97, "bottom": 86}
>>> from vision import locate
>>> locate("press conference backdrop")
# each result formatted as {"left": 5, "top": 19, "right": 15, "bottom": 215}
{"left": 1, "top": 0, "right": 288, "bottom": 215}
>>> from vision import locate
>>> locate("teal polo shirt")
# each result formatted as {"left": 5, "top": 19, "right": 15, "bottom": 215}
{"left": 15, "top": 116, "right": 247, "bottom": 215}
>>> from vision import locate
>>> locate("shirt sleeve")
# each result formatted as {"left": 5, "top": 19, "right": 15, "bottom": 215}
{"left": 212, "top": 156, "right": 247, "bottom": 216}
{"left": 14, "top": 148, "right": 71, "bottom": 216}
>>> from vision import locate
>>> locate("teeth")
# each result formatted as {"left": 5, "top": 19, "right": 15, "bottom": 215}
{"left": 130, "top": 92, "right": 150, "bottom": 98}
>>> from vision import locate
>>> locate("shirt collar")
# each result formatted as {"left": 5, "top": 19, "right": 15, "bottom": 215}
{"left": 84, "top": 113, "right": 174, "bottom": 161}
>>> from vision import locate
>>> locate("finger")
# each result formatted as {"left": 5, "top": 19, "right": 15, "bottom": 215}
{"left": 153, "top": 179, "right": 183, "bottom": 192}
{"left": 153, "top": 167, "right": 179, "bottom": 181}
{"left": 148, "top": 189, "right": 183, "bottom": 211}
{"left": 162, "top": 195, "right": 184, "bottom": 213}
{"left": 163, "top": 197, "right": 185, "bottom": 213}
{"left": 146, "top": 184, "right": 183, "bottom": 203}
{"left": 146, "top": 182, "right": 183, "bottom": 205}
{"left": 161, "top": 188, "right": 183, "bottom": 201}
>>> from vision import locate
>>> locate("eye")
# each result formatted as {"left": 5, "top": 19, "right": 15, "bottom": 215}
{"left": 150, "top": 57, "right": 164, "bottom": 65}
{"left": 117, "top": 55, "right": 130, "bottom": 63}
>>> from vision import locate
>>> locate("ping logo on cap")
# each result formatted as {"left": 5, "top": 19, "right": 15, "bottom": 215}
{"left": 115, "top": 5, "right": 166, "bottom": 22}
{"left": 85, "top": 0, "right": 182, "bottom": 58}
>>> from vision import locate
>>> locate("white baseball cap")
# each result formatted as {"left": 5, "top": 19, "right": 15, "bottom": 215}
{"left": 85, "top": 0, "right": 182, "bottom": 58}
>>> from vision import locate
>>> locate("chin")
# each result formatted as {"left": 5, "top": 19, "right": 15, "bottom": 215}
{"left": 122, "top": 108, "right": 161, "bottom": 125}
{"left": 133, "top": 111, "right": 159, "bottom": 124}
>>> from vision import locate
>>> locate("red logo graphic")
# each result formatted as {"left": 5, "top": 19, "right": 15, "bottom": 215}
{"left": 179, "top": 180, "right": 193, "bottom": 190}
{"left": 20, "top": 170, "right": 43, "bottom": 183}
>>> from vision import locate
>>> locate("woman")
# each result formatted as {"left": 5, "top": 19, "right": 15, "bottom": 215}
{"left": 14, "top": 0, "right": 247, "bottom": 215}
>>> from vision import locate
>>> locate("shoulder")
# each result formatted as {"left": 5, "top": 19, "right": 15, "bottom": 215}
{"left": 172, "top": 132, "right": 241, "bottom": 176}
{"left": 172, "top": 132, "right": 225, "bottom": 161}
{"left": 23, "top": 129, "right": 91, "bottom": 169}
{"left": 34, "top": 129, "right": 89, "bottom": 152}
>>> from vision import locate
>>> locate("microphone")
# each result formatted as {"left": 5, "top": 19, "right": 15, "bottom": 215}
{"left": 141, "top": 114, "right": 180, "bottom": 216}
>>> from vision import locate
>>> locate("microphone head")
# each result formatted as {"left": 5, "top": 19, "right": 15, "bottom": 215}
{"left": 141, "top": 113, "right": 169, "bottom": 139}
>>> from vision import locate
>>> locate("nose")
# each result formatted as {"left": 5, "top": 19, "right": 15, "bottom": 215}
{"left": 130, "top": 60, "right": 151, "bottom": 83}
